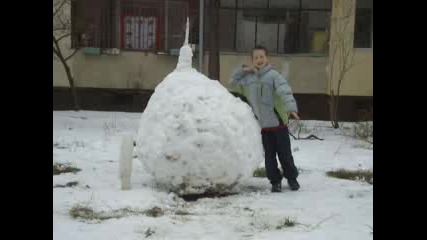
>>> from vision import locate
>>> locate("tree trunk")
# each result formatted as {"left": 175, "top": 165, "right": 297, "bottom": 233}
{"left": 53, "top": 0, "right": 80, "bottom": 111}
{"left": 333, "top": 96, "right": 339, "bottom": 128}
{"left": 63, "top": 61, "right": 80, "bottom": 111}
{"left": 53, "top": 35, "right": 80, "bottom": 111}
{"left": 207, "top": 0, "right": 220, "bottom": 80}
{"left": 55, "top": 51, "right": 80, "bottom": 111}
{"left": 329, "top": 92, "right": 339, "bottom": 129}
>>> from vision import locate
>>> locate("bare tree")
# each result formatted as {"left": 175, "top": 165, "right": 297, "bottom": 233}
{"left": 326, "top": 0, "right": 356, "bottom": 128}
{"left": 53, "top": 0, "right": 80, "bottom": 110}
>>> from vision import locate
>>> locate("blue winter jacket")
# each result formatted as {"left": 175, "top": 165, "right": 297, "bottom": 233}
{"left": 229, "top": 64, "right": 298, "bottom": 128}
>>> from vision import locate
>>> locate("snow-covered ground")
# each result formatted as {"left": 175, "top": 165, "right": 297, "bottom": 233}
{"left": 53, "top": 111, "right": 373, "bottom": 240}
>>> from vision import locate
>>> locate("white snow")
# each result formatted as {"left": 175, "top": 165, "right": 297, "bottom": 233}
{"left": 119, "top": 134, "right": 134, "bottom": 190}
{"left": 53, "top": 111, "right": 373, "bottom": 240}
{"left": 175, "top": 18, "right": 193, "bottom": 72}
{"left": 134, "top": 18, "right": 263, "bottom": 195}
{"left": 136, "top": 69, "right": 263, "bottom": 194}
{"left": 136, "top": 70, "right": 263, "bottom": 194}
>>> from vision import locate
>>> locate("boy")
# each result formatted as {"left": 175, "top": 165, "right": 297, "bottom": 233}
{"left": 229, "top": 46, "right": 300, "bottom": 192}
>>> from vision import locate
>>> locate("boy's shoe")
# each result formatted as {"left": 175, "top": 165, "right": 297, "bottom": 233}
{"left": 287, "top": 178, "right": 300, "bottom": 191}
{"left": 271, "top": 182, "right": 281, "bottom": 192}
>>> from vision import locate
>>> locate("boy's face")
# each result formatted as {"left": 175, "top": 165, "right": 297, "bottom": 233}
{"left": 252, "top": 49, "right": 268, "bottom": 69}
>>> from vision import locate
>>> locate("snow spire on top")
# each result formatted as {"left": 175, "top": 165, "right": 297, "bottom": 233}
{"left": 184, "top": 17, "right": 189, "bottom": 45}
{"left": 176, "top": 17, "right": 193, "bottom": 71}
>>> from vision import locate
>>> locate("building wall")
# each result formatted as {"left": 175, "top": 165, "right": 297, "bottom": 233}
{"left": 53, "top": 59, "right": 72, "bottom": 87}
{"left": 328, "top": 0, "right": 373, "bottom": 97}
{"left": 53, "top": 0, "right": 372, "bottom": 120}
{"left": 53, "top": 48, "right": 371, "bottom": 96}
{"left": 53, "top": 51, "right": 329, "bottom": 94}
{"left": 53, "top": 0, "right": 372, "bottom": 97}
{"left": 71, "top": 51, "right": 178, "bottom": 89}
{"left": 341, "top": 49, "right": 373, "bottom": 96}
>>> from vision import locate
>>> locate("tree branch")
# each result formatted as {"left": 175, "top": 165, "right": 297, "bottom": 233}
{"left": 53, "top": 26, "right": 70, "bottom": 32}
{"left": 331, "top": 5, "right": 355, "bottom": 23}
{"left": 53, "top": 0, "right": 68, "bottom": 17}
{"left": 53, "top": 46, "right": 60, "bottom": 57}
{"left": 54, "top": 18, "right": 71, "bottom": 33}
{"left": 65, "top": 48, "right": 79, "bottom": 61}
{"left": 329, "top": 45, "right": 339, "bottom": 88}
{"left": 57, "top": 33, "right": 71, "bottom": 42}
{"left": 327, "top": 1, "right": 357, "bottom": 129}
{"left": 346, "top": 47, "right": 357, "bottom": 72}
{"left": 53, "top": 36, "right": 65, "bottom": 63}
{"left": 359, "top": 137, "right": 373, "bottom": 144}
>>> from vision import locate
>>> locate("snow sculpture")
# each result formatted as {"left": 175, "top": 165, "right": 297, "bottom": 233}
{"left": 121, "top": 18, "right": 263, "bottom": 195}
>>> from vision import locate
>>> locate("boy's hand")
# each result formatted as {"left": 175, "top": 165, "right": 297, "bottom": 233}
{"left": 242, "top": 64, "right": 255, "bottom": 73}
{"left": 289, "top": 112, "right": 300, "bottom": 120}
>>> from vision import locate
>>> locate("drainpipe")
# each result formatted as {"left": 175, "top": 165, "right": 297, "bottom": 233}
{"left": 198, "top": 0, "right": 204, "bottom": 72}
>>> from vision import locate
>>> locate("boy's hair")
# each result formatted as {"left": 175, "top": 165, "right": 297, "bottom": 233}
{"left": 252, "top": 45, "right": 268, "bottom": 57}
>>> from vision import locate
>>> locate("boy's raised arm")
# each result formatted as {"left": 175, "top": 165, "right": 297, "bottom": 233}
{"left": 229, "top": 65, "right": 249, "bottom": 85}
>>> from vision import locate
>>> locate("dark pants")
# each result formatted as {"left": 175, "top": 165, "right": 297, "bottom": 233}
{"left": 262, "top": 127, "right": 299, "bottom": 184}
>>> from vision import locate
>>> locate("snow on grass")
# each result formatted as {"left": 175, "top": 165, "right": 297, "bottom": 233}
{"left": 53, "top": 111, "right": 373, "bottom": 240}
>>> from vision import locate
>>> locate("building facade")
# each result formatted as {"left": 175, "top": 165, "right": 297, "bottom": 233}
{"left": 53, "top": 0, "right": 373, "bottom": 121}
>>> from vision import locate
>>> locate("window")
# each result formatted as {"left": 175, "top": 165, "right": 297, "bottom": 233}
{"left": 71, "top": 0, "right": 124, "bottom": 49}
{"left": 354, "top": 0, "right": 373, "bottom": 48}
{"left": 101, "top": 0, "right": 118, "bottom": 49}
{"left": 235, "top": 12, "right": 256, "bottom": 52}
{"left": 121, "top": 1, "right": 161, "bottom": 50}
{"left": 71, "top": 0, "right": 105, "bottom": 48}
{"left": 220, "top": 0, "right": 236, "bottom": 8}
{"left": 256, "top": 15, "right": 281, "bottom": 53}
{"left": 122, "top": 16, "right": 157, "bottom": 50}
{"left": 218, "top": 0, "right": 331, "bottom": 54}
{"left": 238, "top": 0, "right": 268, "bottom": 8}
{"left": 70, "top": 0, "right": 82, "bottom": 48}
{"left": 71, "top": 0, "right": 193, "bottom": 52}
{"left": 70, "top": 0, "right": 333, "bottom": 54}
{"left": 166, "top": 0, "right": 189, "bottom": 50}
{"left": 218, "top": 9, "right": 237, "bottom": 51}
{"left": 302, "top": 11, "right": 330, "bottom": 53}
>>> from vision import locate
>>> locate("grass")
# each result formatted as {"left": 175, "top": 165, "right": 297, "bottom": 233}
{"left": 174, "top": 209, "right": 192, "bottom": 215}
{"left": 53, "top": 142, "right": 67, "bottom": 149}
{"left": 253, "top": 167, "right": 308, "bottom": 178}
{"left": 253, "top": 167, "right": 267, "bottom": 178}
{"left": 144, "top": 228, "right": 155, "bottom": 238}
{"left": 276, "top": 217, "right": 297, "bottom": 229}
{"left": 53, "top": 163, "right": 81, "bottom": 175}
{"left": 326, "top": 169, "right": 373, "bottom": 184}
{"left": 180, "top": 192, "right": 237, "bottom": 202}
{"left": 352, "top": 122, "right": 373, "bottom": 144}
{"left": 243, "top": 207, "right": 253, "bottom": 212}
{"left": 53, "top": 181, "right": 79, "bottom": 188}
{"left": 53, "top": 141, "right": 85, "bottom": 150}
{"left": 144, "top": 207, "right": 164, "bottom": 217}
{"left": 69, "top": 205, "right": 164, "bottom": 221}
{"left": 366, "top": 224, "right": 373, "bottom": 234}
{"left": 69, "top": 206, "right": 98, "bottom": 220}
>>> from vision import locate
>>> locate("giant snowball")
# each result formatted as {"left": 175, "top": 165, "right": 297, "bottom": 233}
{"left": 135, "top": 19, "right": 263, "bottom": 195}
